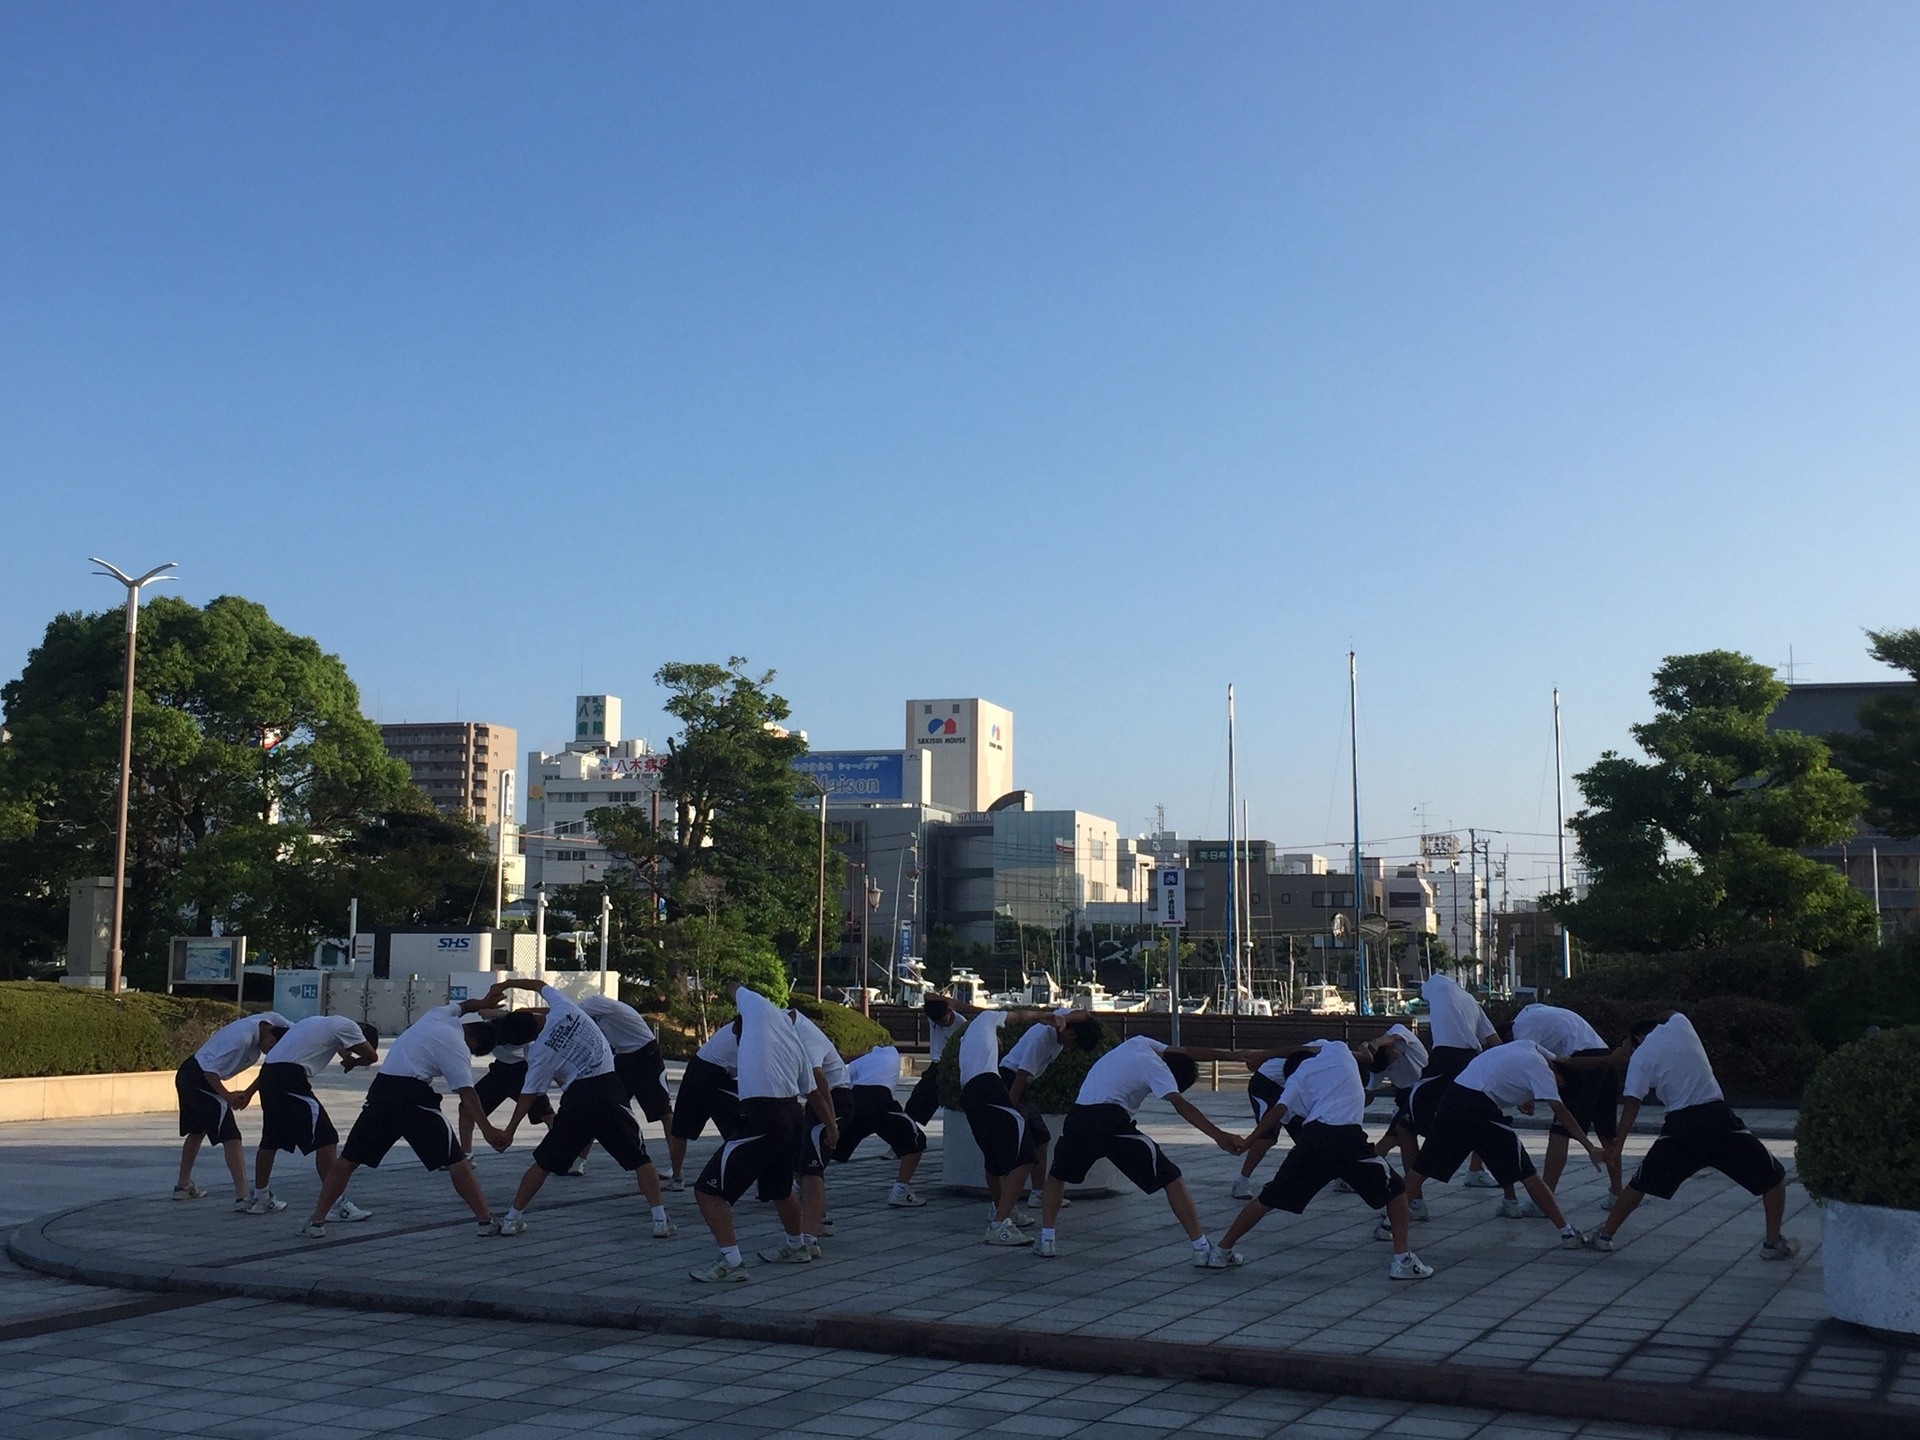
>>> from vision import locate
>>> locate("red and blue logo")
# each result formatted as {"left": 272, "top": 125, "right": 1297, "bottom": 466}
{"left": 927, "top": 718, "right": 958, "bottom": 736}
{"left": 990, "top": 723, "right": 1001, "bottom": 742}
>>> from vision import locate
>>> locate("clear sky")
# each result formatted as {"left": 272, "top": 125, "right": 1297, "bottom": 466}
{"left": 5, "top": 5, "right": 1918, "bottom": 900}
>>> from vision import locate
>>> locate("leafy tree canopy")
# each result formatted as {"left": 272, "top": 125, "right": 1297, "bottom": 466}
{"left": 1550, "top": 650, "right": 1874, "bottom": 956}
{"left": 1829, "top": 627, "right": 1920, "bottom": 838}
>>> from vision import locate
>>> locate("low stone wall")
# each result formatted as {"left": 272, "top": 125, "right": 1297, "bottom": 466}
{"left": 0, "top": 1065, "right": 259, "bottom": 1124}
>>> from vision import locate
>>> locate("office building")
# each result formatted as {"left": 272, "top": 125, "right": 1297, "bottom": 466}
{"left": 524, "top": 696, "right": 665, "bottom": 891}
{"left": 905, "top": 698, "right": 1014, "bottom": 812}
{"left": 925, "top": 800, "right": 1121, "bottom": 952}
{"left": 380, "top": 721, "right": 517, "bottom": 823}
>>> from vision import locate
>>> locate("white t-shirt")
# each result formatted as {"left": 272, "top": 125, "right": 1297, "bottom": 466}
{"left": 192, "top": 1012, "right": 291, "bottom": 1079}
{"left": 695, "top": 1025, "right": 739, "bottom": 1073}
{"left": 1457, "top": 1040, "right": 1561, "bottom": 1110}
{"left": 578, "top": 994, "right": 657, "bottom": 1054}
{"left": 958, "top": 1011, "right": 1008, "bottom": 1084}
{"left": 736, "top": 987, "right": 814, "bottom": 1101}
{"left": 382, "top": 1004, "right": 477, "bottom": 1092}
{"left": 1512, "top": 1003, "right": 1607, "bottom": 1059}
{"left": 1624, "top": 1013, "right": 1724, "bottom": 1112}
{"left": 847, "top": 1045, "right": 902, "bottom": 1089}
{"left": 1001, "top": 1011, "right": 1071, "bottom": 1079}
{"left": 927, "top": 1012, "right": 962, "bottom": 1062}
{"left": 1378, "top": 1023, "right": 1429, "bottom": 1090}
{"left": 1279, "top": 1042, "right": 1367, "bottom": 1128}
{"left": 523, "top": 985, "right": 616, "bottom": 1095}
{"left": 491, "top": 1039, "right": 528, "bottom": 1066}
{"left": 1422, "top": 975, "right": 1497, "bottom": 1051}
{"left": 1075, "top": 1036, "right": 1177, "bottom": 1112}
{"left": 263, "top": 1015, "right": 365, "bottom": 1078}
{"left": 790, "top": 1011, "right": 848, "bottom": 1090}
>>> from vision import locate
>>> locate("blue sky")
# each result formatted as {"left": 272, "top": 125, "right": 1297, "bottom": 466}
{"left": 4, "top": 5, "right": 1918, "bottom": 899}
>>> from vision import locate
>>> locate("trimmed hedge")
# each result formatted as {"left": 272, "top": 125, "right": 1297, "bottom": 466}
{"left": 931, "top": 1012, "right": 1117, "bottom": 1114}
{"left": 1801, "top": 946, "right": 1920, "bottom": 1049}
{"left": 789, "top": 992, "right": 893, "bottom": 1061}
{"left": 1555, "top": 943, "right": 1817, "bottom": 1010}
{"left": 1796, "top": 1026, "right": 1920, "bottom": 1211}
{"left": 0, "top": 982, "right": 247, "bottom": 1078}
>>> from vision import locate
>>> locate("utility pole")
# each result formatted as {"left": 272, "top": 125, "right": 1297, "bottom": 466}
{"left": 815, "top": 787, "right": 829, "bottom": 999}
{"left": 1554, "top": 688, "right": 1572, "bottom": 978}
{"left": 598, "top": 889, "right": 611, "bottom": 978}
{"left": 89, "top": 558, "right": 177, "bottom": 994}
{"left": 534, "top": 885, "right": 547, "bottom": 981}
{"left": 494, "top": 769, "right": 514, "bottom": 928}
{"left": 1348, "top": 651, "right": 1370, "bottom": 1015}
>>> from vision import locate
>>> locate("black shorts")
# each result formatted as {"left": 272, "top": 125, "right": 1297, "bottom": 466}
{"left": 1424, "top": 1045, "right": 1480, "bottom": 1081}
{"left": 833, "top": 1084, "right": 928, "bottom": 1163}
{"left": 961, "top": 1072, "right": 1037, "bottom": 1178}
{"left": 475, "top": 1060, "right": 553, "bottom": 1124}
{"left": 1551, "top": 1051, "right": 1619, "bottom": 1141}
{"left": 904, "top": 1065, "right": 943, "bottom": 1124}
{"left": 340, "top": 1074, "right": 465, "bottom": 1172}
{"left": 533, "top": 1071, "right": 650, "bottom": 1173}
{"left": 1000, "top": 1067, "right": 1053, "bottom": 1147}
{"left": 1259, "top": 1122, "right": 1406, "bottom": 1214}
{"left": 614, "top": 1042, "right": 672, "bottom": 1123}
{"left": 1415, "top": 1083, "right": 1536, "bottom": 1186}
{"left": 671, "top": 1057, "right": 739, "bottom": 1141}
{"left": 695, "top": 1096, "right": 806, "bottom": 1204}
{"left": 798, "top": 1088, "right": 854, "bottom": 1178}
{"left": 1051, "top": 1103, "right": 1182, "bottom": 1193}
{"left": 257, "top": 1063, "right": 338, "bottom": 1156}
{"left": 1248, "top": 1071, "right": 1284, "bottom": 1123}
{"left": 1394, "top": 1076, "right": 1447, "bottom": 1139}
{"left": 175, "top": 1058, "right": 241, "bottom": 1145}
{"left": 1630, "top": 1101, "right": 1785, "bottom": 1201}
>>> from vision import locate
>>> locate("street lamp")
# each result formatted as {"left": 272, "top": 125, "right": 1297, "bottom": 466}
{"left": 89, "top": 558, "right": 177, "bottom": 995}
{"left": 799, "top": 776, "right": 830, "bottom": 999}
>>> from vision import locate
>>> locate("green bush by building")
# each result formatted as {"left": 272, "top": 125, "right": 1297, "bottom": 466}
{"left": 0, "top": 981, "right": 246, "bottom": 1078}
{"left": 1795, "top": 1027, "right": 1920, "bottom": 1211}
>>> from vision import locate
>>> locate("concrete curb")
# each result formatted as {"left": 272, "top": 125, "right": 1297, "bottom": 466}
{"left": 6, "top": 1206, "right": 1905, "bottom": 1440}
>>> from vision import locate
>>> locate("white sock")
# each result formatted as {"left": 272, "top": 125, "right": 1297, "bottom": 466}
{"left": 785, "top": 1232, "right": 803, "bottom": 1248}
{"left": 1395, "top": 1250, "right": 1411, "bottom": 1261}
{"left": 1560, "top": 1224, "right": 1576, "bottom": 1237}
{"left": 1040, "top": 1227, "right": 1056, "bottom": 1243}
{"left": 505, "top": 1206, "right": 523, "bottom": 1222}
{"left": 891, "top": 1181, "right": 909, "bottom": 1193}
{"left": 651, "top": 1205, "right": 668, "bottom": 1223}
{"left": 721, "top": 1245, "right": 742, "bottom": 1267}
{"left": 1192, "top": 1236, "right": 1210, "bottom": 1251}
{"left": 800, "top": 1233, "right": 816, "bottom": 1246}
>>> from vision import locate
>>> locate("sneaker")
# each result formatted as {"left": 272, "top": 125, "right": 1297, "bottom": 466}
{"left": 1581, "top": 1228, "right": 1615, "bottom": 1253}
{"left": 1036, "top": 1192, "right": 1071, "bottom": 1208}
{"left": 1371, "top": 1217, "right": 1395, "bottom": 1242}
{"left": 1601, "top": 1192, "right": 1618, "bottom": 1211}
{"left": 807, "top": 1241, "right": 822, "bottom": 1259}
{"left": 984, "top": 1220, "right": 1027, "bottom": 1247}
{"left": 1333, "top": 1179, "right": 1356, "bottom": 1194}
{"left": 477, "top": 1219, "right": 502, "bottom": 1237}
{"left": 171, "top": 1183, "right": 206, "bottom": 1201}
{"left": 1204, "top": 1245, "right": 1246, "bottom": 1269}
{"left": 1407, "top": 1198, "right": 1430, "bottom": 1222}
{"left": 1495, "top": 1197, "right": 1525, "bottom": 1219}
{"left": 652, "top": 1217, "right": 678, "bottom": 1240}
{"left": 1032, "top": 1234, "right": 1058, "bottom": 1258}
{"left": 758, "top": 1242, "right": 813, "bottom": 1264}
{"left": 244, "top": 1190, "right": 287, "bottom": 1215}
{"left": 690, "top": 1257, "right": 750, "bottom": 1284}
{"left": 1760, "top": 1237, "right": 1797, "bottom": 1262}
{"left": 888, "top": 1187, "right": 926, "bottom": 1208}
{"left": 565, "top": 1159, "right": 587, "bottom": 1177}
{"left": 818, "top": 1217, "right": 835, "bottom": 1236}
{"left": 1010, "top": 1205, "right": 1037, "bottom": 1228}
{"left": 297, "top": 1222, "right": 328, "bottom": 1240}
{"left": 1560, "top": 1229, "right": 1585, "bottom": 1249}
{"left": 497, "top": 1216, "right": 529, "bottom": 1236}
{"left": 1463, "top": 1170, "right": 1500, "bottom": 1189}
{"left": 1389, "top": 1252, "right": 1435, "bottom": 1280}
{"left": 665, "top": 1174, "right": 686, "bottom": 1191}
{"left": 1229, "top": 1175, "right": 1255, "bottom": 1200}
{"left": 1519, "top": 1199, "right": 1546, "bottom": 1219}
{"left": 326, "top": 1200, "right": 373, "bottom": 1223}
{"left": 231, "top": 1194, "right": 253, "bottom": 1213}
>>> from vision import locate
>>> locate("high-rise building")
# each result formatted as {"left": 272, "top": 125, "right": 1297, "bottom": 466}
{"left": 524, "top": 696, "right": 666, "bottom": 890}
{"left": 904, "top": 698, "right": 1014, "bottom": 812}
{"left": 379, "top": 721, "right": 518, "bottom": 824}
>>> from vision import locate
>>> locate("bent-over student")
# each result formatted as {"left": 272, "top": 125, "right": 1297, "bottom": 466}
{"left": 1207, "top": 1039, "right": 1432, "bottom": 1280}
{"left": 1582, "top": 1012, "right": 1794, "bottom": 1260}
{"left": 785, "top": 1005, "right": 848, "bottom": 1258}
{"left": 1032, "top": 1035, "right": 1246, "bottom": 1262}
{"left": 1000, "top": 1010, "right": 1102, "bottom": 1209}
{"left": 302, "top": 984, "right": 512, "bottom": 1238}
{"left": 1510, "top": 1002, "right": 1623, "bottom": 1210}
{"left": 246, "top": 1013, "right": 378, "bottom": 1218}
{"left": 958, "top": 1008, "right": 1040, "bottom": 1244}
{"left": 904, "top": 995, "right": 963, "bottom": 1125}
{"left": 461, "top": 1008, "right": 553, "bottom": 1156}
{"left": 174, "top": 1012, "right": 290, "bottom": 1206}
{"left": 580, "top": 992, "right": 675, "bottom": 1157}
{"left": 1420, "top": 973, "right": 1502, "bottom": 1189}
{"left": 833, "top": 1042, "right": 929, "bottom": 1207}
{"left": 667, "top": 1021, "right": 740, "bottom": 1189}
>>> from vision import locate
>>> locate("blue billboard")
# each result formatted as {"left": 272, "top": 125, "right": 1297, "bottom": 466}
{"left": 793, "top": 751, "right": 907, "bottom": 802}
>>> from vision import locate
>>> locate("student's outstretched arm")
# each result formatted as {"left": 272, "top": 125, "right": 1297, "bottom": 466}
{"left": 456, "top": 1086, "right": 508, "bottom": 1151}
{"left": 1546, "top": 1099, "right": 1604, "bottom": 1166}
{"left": 1169, "top": 1094, "right": 1246, "bottom": 1155}
{"left": 807, "top": 1071, "right": 839, "bottom": 1149}
{"left": 1245, "top": 1102, "right": 1292, "bottom": 1147}
{"left": 1171, "top": 1045, "right": 1243, "bottom": 1063}
{"left": 337, "top": 1041, "right": 379, "bottom": 1072}
{"left": 1605, "top": 1097, "right": 1642, "bottom": 1170}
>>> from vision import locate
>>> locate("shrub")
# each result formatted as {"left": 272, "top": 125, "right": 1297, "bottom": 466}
{"left": 789, "top": 992, "right": 892, "bottom": 1060}
{"left": 1801, "top": 943, "right": 1920, "bottom": 1049}
{"left": 1795, "top": 1026, "right": 1920, "bottom": 1211}
{"left": 932, "top": 1013, "right": 1117, "bottom": 1113}
{"left": 0, "top": 982, "right": 246, "bottom": 1077}
{"left": 1684, "top": 996, "right": 1827, "bottom": 1103}
{"left": 1555, "top": 943, "right": 1817, "bottom": 1010}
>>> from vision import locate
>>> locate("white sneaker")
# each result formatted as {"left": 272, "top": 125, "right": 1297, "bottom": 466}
{"left": 1390, "top": 1252, "right": 1435, "bottom": 1280}
{"left": 818, "top": 1216, "right": 835, "bottom": 1236}
{"left": 652, "top": 1216, "right": 677, "bottom": 1240}
{"left": 1371, "top": 1217, "right": 1394, "bottom": 1242}
{"left": 1760, "top": 1237, "right": 1797, "bottom": 1261}
{"left": 758, "top": 1242, "right": 813, "bottom": 1264}
{"left": 1204, "top": 1245, "right": 1246, "bottom": 1269}
{"left": 1407, "top": 1197, "right": 1430, "bottom": 1222}
{"left": 1601, "top": 1192, "right": 1618, "bottom": 1211}
{"left": 497, "top": 1216, "right": 529, "bottom": 1236}
{"left": 565, "top": 1159, "right": 587, "bottom": 1177}
{"left": 1032, "top": 1234, "right": 1058, "bottom": 1258}
{"left": 244, "top": 1189, "right": 287, "bottom": 1215}
{"left": 690, "top": 1257, "right": 750, "bottom": 1284}
{"left": 1030, "top": 1191, "right": 1069, "bottom": 1208}
{"left": 1519, "top": 1199, "right": 1546, "bottom": 1219}
{"left": 888, "top": 1187, "right": 925, "bottom": 1208}
{"left": 172, "top": 1183, "right": 207, "bottom": 1201}
{"left": 984, "top": 1220, "right": 1027, "bottom": 1247}
{"left": 1495, "top": 1197, "right": 1525, "bottom": 1219}
{"left": 1229, "top": 1175, "right": 1255, "bottom": 1200}
{"left": 327, "top": 1200, "right": 373, "bottom": 1223}
{"left": 1010, "top": 1205, "right": 1037, "bottom": 1228}
{"left": 231, "top": 1194, "right": 253, "bottom": 1213}
{"left": 1463, "top": 1170, "right": 1500, "bottom": 1189}
{"left": 665, "top": 1174, "right": 686, "bottom": 1191}
{"left": 296, "top": 1221, "right": 327, "bottom": 1240}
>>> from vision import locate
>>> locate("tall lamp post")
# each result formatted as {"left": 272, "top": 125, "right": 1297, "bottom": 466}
{"left": 90, "top": 558, "right": 177, "bottom": 995}
{"left": 799, "top": 777, "right": 830, "bottom": 998}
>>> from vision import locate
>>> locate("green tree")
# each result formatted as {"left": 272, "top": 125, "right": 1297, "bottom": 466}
{"left": 0, "top": 596, "right": 415, "bottom": 983}
{"left": 1550, "top": 651, "right": 1875, "bottom": 956}
{"left": 1829, "top": 627, "right": 1920, "bottom": 838}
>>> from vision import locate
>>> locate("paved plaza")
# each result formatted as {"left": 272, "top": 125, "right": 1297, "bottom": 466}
{"left": 2, "top": 1069, "right": 1914, "bottom": 1438}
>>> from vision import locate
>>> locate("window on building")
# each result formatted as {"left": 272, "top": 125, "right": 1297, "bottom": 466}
{"left": 1311, "top": 891, "right": 1328, "bottom": 907}
{"left": 1277, "top": 891, "right": 1292, "bottom": 905}
{"left": 1333, "top": 890, "right": 1354, "bottom": 908}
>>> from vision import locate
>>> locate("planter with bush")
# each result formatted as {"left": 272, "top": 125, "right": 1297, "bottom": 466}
{"left": 930, "top": 1014, "right": 1122, "bottom": 1195}
{"left": 0, "top": 981, "right": 246, "bottom": 1078}
{"left": 1795, "top": 1026, "right": 1920, "bottom": 1336}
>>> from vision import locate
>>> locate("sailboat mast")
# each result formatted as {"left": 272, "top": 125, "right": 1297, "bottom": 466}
{"left": 1241, "top": 796, "right": 1252, "bottom": 1008}
{"left": 1226, "top": 683, "right": 1239, "bottom": 1014}
{"left": 1554, "top": 687, "right": 1572, "bottom": 979}
{"left": 1349, "top": 651, "right": 1370, "bottom": 1015}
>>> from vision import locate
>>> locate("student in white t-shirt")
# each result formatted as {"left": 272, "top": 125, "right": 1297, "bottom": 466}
{"left": 781, "top": 1007, "right": 848, "bottom": 1262}
{"left": 245, "top": 1013, "right": 378, "bottom": 1218}
{"left": 1582, "top": 1012, "right": 1793, "bottom": 1260}
{"left": 172, "top": 1012, "right": 292, "bottom": 1205}
{"left": 904, "top": 996, "right": 963, "bottom": 1124}
{"left": 1000, "top": 1009, "right": 1103, "bottom": 1208}
{"left": 832, "top": 1043, "right": 929, "bottom": 1207}
{"left": 1416, "top": 974, "right": 1502, "bottom": 1189}
{"left": 1031, "top": 1035, "right": 1247, "bottom": 1262}
{"left": 668, "top": 1021, "right": 740, "bottom": 1187}
{"left": 1509, "top": 1002, "right": 1624, "bottom": 1208}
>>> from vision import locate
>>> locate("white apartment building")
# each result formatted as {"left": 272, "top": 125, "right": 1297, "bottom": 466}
{"left": 523, "top": 695, "right": 666, "bottom": 891}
